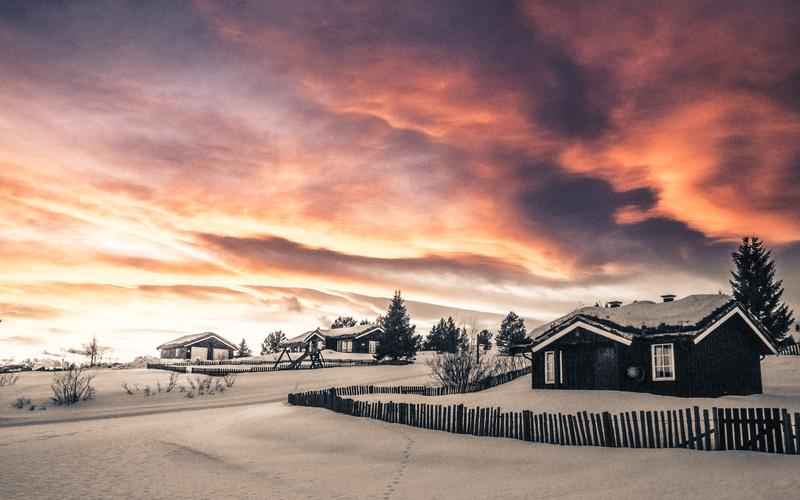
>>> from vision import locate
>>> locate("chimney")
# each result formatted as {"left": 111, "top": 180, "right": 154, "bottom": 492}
{"left": 661, "top": 294, "right": 676, "bottom": 303}
{"left": 607, "top": 300, "right": 623, "bottom": 308}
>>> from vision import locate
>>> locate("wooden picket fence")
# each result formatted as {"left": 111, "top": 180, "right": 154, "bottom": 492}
{"left": 779, "top": 344, "right": 800, "bottom": 356}
{"left": 147, "top": 358, "right": 378, "bottom": 375}
{"left": 289, "top": 389, "right": 800, "bottom": 455}
{"left": 333, "top": 366, "right": 532, "bottom": 397}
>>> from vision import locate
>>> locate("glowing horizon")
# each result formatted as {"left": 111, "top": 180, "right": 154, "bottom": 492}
{"left": 1, "top": 1, "right": 799, "bottom": 361}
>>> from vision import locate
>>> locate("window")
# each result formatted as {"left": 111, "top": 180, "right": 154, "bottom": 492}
{"left": 545, "top": 351, "right": 556, "bottom": 384}
{"left": 368, "top": 340, "right": 379, "bottom": 354}
{"left": 338, "top": 340, "right": 353, "bottom": 353}
{"left": 559, "top": 351, "right": 564, "bottom": 384}
{"left": 651, "top": 343, "right": 675, "bottom": 381}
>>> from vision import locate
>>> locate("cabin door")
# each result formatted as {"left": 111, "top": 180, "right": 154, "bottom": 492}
{"left": 593, "top": 346, "right": 618, "bottom": 389}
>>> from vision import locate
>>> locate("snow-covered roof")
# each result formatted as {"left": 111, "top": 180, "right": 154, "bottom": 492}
{"left": 531, "top": 294, "right": 736, "bottom": 341}
{"left": 282, "top": 333, "right": 308, "bottom": 344}
{"left": 295, "top": 323, "right": 383, "bottom": 342}
{"left": 157, "top": 332, "right": 237, "bottom": 350}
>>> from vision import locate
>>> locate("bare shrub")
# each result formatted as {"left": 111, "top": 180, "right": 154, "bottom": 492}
{"left": 197, "top": 376, "right": 212, "bottom": 395}
{"left": 50, "top": 366, "right": 95, "bottom": 405}
{"left": 121, "top": 383, "right": 135, "bottom": 395}
{"left": 214, "top": 379, "right": 225, "bottom": 393}
{"left": 427, "top": 349, "right": 498, "bottom": 391}
{"left": 178, "top": 385, "right": 186, "bottom": 393}
{"left": 156, "top": 381, "right": 162, "bottom": 393}
{"left": 185, "top": 390, "right": 195, "bottom": 399}
{"left": 143, "top": 385, "right": 153, "bottom": 397}
{"left": 223, "top": 373, "right": 237, "bottom": 388}
{"left": 13, "top": 397, "right": 31, "bottom": 409}
{"left": 0, "top": 373, "right": 19, "bottom": 387}
{"left": 165, "top": 373, "right": 179, "bottom": 392}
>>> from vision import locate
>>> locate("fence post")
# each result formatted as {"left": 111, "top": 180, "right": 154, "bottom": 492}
{"left": 601, "top": 412, "right": 615, "bottom": 447}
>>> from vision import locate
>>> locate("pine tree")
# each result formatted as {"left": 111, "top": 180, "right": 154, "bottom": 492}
{"left": 423, "top": 317, "right": 467, "bottom": 353}
{"left": 476, "top": 329, "right": 493, "bottom": 351}
{"left": 237, "top": 338, "right": 252, "bottom": 358}
{"left": 375, "top": 291, "right": 420, "bottom": 360}
{"left": 262, "top": 331, "right": 287, "bottom": 354}
{"left": 423, "top": 319, "right": 447, "bottom": 351}
{"left": 496, "top": 311, "right": 527, "bottom": 355}
{"left": 331, "top": 316, "right": 357, "bottom": 329}
{"left": 730, "top": 236, "right": 795, "bottom": 344}
{"left": 444, "top": 317, "right": 468, "bottom": 353}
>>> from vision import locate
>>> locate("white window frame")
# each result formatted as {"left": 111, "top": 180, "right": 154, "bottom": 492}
{"left": 368, "top": 340, "right": 379, "bottom": 354}
{"left": 544, "top": 351, "right": 556, "bottom": 384}
{"left": 559, "top": 351, "right": 564, "bottom": 384}
{"left": 338, "top": 340, "right": 353, "bottom": 353}
{"left": 651, "top": 343, "right": 676, "bottom": 381}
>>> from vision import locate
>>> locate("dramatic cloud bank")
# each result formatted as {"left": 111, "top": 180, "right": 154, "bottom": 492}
{"left": 1, "top": 1, "right": 798, "bottom": 359}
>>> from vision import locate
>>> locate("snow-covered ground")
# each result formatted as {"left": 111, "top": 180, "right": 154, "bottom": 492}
{"left": 2, "top": 355, "right": 799, "bottom": 499}
{"left": 0, "top": 359, "right": 434, "bottom": 426}
{"left": 3, "top": 392, "right": 799, "bottom": 500}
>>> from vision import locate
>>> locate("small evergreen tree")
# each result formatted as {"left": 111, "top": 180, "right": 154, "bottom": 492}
{"left": 730, "top": 236, "right": 795, "bottom": 344}
{"left": 375, "top": 291, "right": 420, "bottom": 360}
{"left": 236, "top": 338, "right": 252, "bottom": 358}
{"left": 496, "top": 311, "right": 527, "bottom": 355}
{"left": 423, "top": 319, "right": 446, "bottom": 351}
{"left": 331, "top": 316, "right": 357, "bottom": 329}
{"left": 359, "top": 318, "right": 371, "bottom": 325}
{"left": 476, "top": 329, "right": 493, "bottom": 351}
{"left": 423, "top": 317, "right": 467, "bottom": 353}
{"left": 261, "top": 331, "right": 287, "bottom": 354}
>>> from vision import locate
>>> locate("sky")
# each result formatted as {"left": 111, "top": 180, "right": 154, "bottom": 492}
{"left": 1, "top": 1, "right": 799, "bottom": 361}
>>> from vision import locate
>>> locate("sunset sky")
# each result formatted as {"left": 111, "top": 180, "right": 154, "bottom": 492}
{"left": 1, "top": 1, "right": 799, "bottom": 361}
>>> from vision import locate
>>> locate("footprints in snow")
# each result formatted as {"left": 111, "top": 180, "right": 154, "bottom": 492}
{"left": 383, "top": 431, "right": 414, "bottom": 500}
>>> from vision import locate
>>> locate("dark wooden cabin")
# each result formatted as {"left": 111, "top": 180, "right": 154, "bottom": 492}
{"left": 528, "top": 294, "right": 777, "bottom": 397}
{"left": 287, "top": 324, "right": 384, "bottom": 354}
{"left": 157, "top": 332, "right": 238, "bottom": 361}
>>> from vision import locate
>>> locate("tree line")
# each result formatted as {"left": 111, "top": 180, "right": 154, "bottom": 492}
{"left": 231, "top": 234, "right": 799, "bottom": 362}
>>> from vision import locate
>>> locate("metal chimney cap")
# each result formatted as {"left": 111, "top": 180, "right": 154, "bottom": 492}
{"left": 661, "top": 294, "right": 677, "bottom": 302}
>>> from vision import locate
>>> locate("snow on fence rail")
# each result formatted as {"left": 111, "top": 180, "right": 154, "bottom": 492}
{"left": 289, "top": 373, "right": 800, "bottom": 455}
{"left": 146, "top": 358, "right": 378, "bottom": 375}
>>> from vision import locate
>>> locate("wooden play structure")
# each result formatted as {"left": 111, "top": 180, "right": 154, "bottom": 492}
{"left": 273, "top": 342, "right": 325, "bottom": 370}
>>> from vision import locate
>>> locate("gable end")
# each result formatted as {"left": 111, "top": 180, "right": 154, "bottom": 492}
{"left": 693, "top": 307, "right": 778, "bottom": 354}
{"left": 532, "top": 321, "right": 632, "bottom": 352}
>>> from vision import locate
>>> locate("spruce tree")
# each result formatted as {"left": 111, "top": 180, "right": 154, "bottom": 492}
{"left": 423, "top": 317, "right": 468, "bottom": 353}
{"left": 237, "top": 338, "right": 252, "bottom": 358}
{"left": 331, "top": 316, "right": 357, "bottom": 329}
{"left": 477, "top": 329, "right": 493, "bottom": 351}
{"left": 375, "top": 291, "right": 420, "bottom": 360}
{"left": 423, "top": 319, "right": 447, "bottom": 351}
{"left": 496, "top": 311, "right": 527, "bottom": 355}
{"left": 730, "top": 236, "right": 795, "bottom": 344}
{"left": 444, "top": 317, "right": 468, "bottom": 353}
{"left": 262, "top": 331, "right": 286, "bottom": 354}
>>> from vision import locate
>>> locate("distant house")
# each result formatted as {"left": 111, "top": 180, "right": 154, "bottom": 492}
{"left": 280, "top": 333, "right": 309, "bottom": 353}
{"left": 527, "top": 294, "right": 777, "bottom": 397}
{"left": 157, "top": 332, "right": 238, "bottom": 361}
{"left": 284, "top": 324, "right": 384, "bottom": 354}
